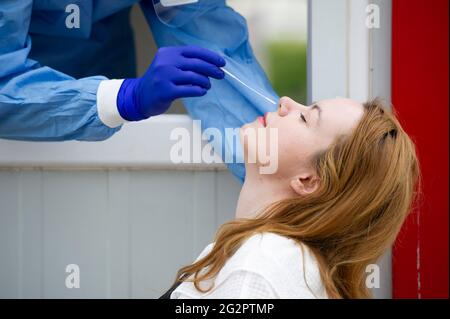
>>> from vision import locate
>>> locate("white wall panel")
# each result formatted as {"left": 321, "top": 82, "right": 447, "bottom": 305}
{"left": 0, "top": 171, "right": 20, "bottom": 298}
{"left": 0, "top": 169, "right": 240, "bottom": 298}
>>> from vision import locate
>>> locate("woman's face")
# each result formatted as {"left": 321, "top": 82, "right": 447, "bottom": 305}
{"left": 241, "top": 97, "right": 365, "bottom": 180}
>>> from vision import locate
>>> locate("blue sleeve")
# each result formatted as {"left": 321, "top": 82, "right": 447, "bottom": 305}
{"left": 140, "top": 0, "right": 279, "bottom": 184}
{"left": 0, "top": 0, "right": 120, "bottom": 142}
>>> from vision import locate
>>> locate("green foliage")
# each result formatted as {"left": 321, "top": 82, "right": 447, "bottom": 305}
{"left": 267, "top": 41, "right": 308, "bottom": 104}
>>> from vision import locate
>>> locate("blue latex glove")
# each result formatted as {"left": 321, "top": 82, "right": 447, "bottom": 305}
{"left": 117, "top": 46, "right": 226, "bottom": 121}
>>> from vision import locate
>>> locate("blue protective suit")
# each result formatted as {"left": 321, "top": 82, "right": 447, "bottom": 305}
{"left": 0, "top": 0, "right": 138, "bottom": 141}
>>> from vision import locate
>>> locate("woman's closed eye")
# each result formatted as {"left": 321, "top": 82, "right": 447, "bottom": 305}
{"left": 300, "top": 112, "right": 307, "bottom": 123}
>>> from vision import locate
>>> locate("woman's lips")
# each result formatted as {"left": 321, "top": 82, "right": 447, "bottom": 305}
{"left": 258, "top": 116, "right": 266, "bottom": 127}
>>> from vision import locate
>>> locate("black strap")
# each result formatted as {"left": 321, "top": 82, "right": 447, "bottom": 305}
{"left": 159, "top": 279, "right": 184, "bottom": 299}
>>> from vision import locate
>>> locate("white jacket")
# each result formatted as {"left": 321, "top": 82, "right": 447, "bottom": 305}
{"left": 171, "top": 232, "right": 328, "bottom": 299}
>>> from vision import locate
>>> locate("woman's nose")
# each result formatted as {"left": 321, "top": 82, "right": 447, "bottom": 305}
{"left": 278, "top": 96, "right": 304, "bottom": 116}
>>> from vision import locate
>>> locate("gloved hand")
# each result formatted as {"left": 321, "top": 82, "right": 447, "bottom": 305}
{"left": 117, "top": 46, "right": 226, "bottom": 121}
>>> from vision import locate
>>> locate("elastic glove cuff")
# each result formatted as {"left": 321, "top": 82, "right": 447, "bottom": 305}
{"left": 97, "top": 79, "right": 128, "bottom": 128}
{"left": 117, "top": 78, "right": 146, "bottom": 122}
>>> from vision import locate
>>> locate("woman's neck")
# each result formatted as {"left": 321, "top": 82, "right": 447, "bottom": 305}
{"left": 235, "top": 170, "right": 293, "bottom": 219}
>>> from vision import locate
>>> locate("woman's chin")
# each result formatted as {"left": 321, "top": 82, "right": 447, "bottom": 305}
{"left": 241, "top": 119, "right": 259, "bottom": 130}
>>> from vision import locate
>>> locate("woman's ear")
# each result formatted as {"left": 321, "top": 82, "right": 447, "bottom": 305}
{"left": 290, "top": 174, "right": 320, "bottom": 196}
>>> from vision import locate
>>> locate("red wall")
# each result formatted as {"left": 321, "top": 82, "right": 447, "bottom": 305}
{"left": 392, "top": 0, "right": 449, "bottom": 298}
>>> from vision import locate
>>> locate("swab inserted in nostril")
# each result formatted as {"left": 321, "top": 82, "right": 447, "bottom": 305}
{"left": 221, "top": 68, "right": 277, "bottom": 105}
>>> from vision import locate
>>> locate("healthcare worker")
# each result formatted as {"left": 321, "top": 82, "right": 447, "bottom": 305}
{"left": 0, "top": 0, "right": 226, "bottom": 141}
{"left": 0, "top": 0, "right": 279, "bottom": 182}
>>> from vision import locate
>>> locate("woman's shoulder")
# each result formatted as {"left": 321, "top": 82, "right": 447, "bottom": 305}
{"left": 172, "top": 232, "right": 328, "bottom": 299}
{"left": 235, "top": 232, "right": 314, "bottom": 266}
{"left": 218, "top": 232, "right": 328, "bottom": 298}
{"left": 197, "top": 232, "right": 313, "bottom": 265}
{"left": 242, "top": 232, "right": 305, "bottom": 255}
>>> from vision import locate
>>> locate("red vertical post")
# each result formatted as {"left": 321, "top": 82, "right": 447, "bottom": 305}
{"left": 391, "top": 0, "right": 449, "bottom": 298}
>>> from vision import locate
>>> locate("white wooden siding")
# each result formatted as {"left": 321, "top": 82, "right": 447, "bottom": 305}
{"left": 0, "top": 168, "right": 239, "bottom": 298}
